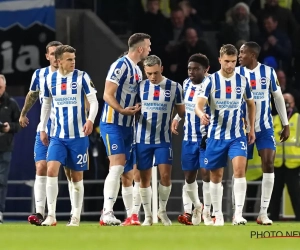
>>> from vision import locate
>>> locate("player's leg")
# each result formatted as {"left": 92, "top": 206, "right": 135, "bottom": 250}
{"left": 256, "top": 129, "right": 276, "bottom": 225}
{"left": 28, "top": 133, "right": 48, "bottom": 225}
{"left": 229, "top": 136, "right": 248, "bottom": 225}
{"left": 200, "top": 146, "right": 214, "bottom": 225}
{"left": 178, "top": 141, "right": 197, "bottom": 225}
{"left": 42, "top": 137, "right": 67, "bottom": 226}
{"left": 64, "top": 136, "right": 89, "bottom": 226}
{"left": 121, "top": 167, "right": 134, "bottom": 226}
{"left": 205, "top": 138, "right": 228, "bottom": 226}
{"left": 232, "top": 142, "right": 253, "bottom": 217}
{"left": 63, "top": 167, "right": 73, "bottom": 224}
{"left": 131, "top": 148, "right": 141, "bottom": 225}
{"left": 100, "top": 123, "right": 132, "bottom": 225}
{"left": 136, "top": 144, "right": 154, "bottom": 226}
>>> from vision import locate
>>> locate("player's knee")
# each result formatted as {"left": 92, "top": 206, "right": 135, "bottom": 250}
{"left": 64, "top": 167, "right": 71, "bottom": 181}
{"left": 70, "top": 170, "right": 83, "bottom": 182}
{"left": 122, "top": 171, "right": 133, "bottom": 186}
{"left": 35, "top": 161, "right": 47, "bottom": 176}
{"left": 210, "top": 169, "right": 223, "bottom": 183}
{"left": 262, "top": 158, "right": 274, "bottom": 173}
{"left": 133, "top": 166, "right": 140, "bottom": 182}
{"left": 47, "top": 161, "right": 61, "bottom": 177}
{"left": 184, "top": 171, "right": 197, "bottom": 184}
{"left": 200, "top": 169, "right": 210, "bottom": 182}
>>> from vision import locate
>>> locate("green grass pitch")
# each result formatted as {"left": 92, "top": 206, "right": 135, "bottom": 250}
{"left": 1, "top": 222, "right": 299, "bottom": 250}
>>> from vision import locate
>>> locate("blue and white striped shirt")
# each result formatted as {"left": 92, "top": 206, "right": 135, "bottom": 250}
{"left": 29, "top": 66, "right": 54, "bottom": 135}
{"left": 101, "top": 56, "right": 142, "bottom": 127}
{"left": 136, "top": 77, "right": 184, "bottom": 144}
{"left": 198, "top": 71, "right": 253, "bottom": 139}
{"left": 235, "top": 63, "right": 279, "bottom": 132}
{"left": 43, "top": 69, "right": 97, "bottom": 139}
{"left": 183, "top": 78, "right": 209, "bottom": 142}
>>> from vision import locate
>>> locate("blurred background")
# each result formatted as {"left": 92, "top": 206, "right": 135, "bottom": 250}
{"left": 1, "top": 0, "right": 300, "bottom": 222}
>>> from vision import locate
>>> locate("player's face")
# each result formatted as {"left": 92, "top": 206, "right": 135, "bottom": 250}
{"left": 139, "top": 39, "right": 151, "bottom": 60}
{"left": 219, "top": 54, "right": 237, "bottom": 75}
{"left": 58, "top": 52, "right": 75, "bottom": 72}
{"left": 188, "top": 62, "right": 207, "bottom": 84}
{"left": 46, "top": 46, "right": 58, "bottom": 69}
{"left": 239, "top": 45, "right": 253, "bottom": 67}
{"left": 144, "top": 64, "right": 163, "bottom": 84}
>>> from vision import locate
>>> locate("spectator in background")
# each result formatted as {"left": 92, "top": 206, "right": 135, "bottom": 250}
{"left": 218, "top": 2, "right": 260, "bottom": 49}
{"left": 258, "top": 14, "right": 292, "bottom": 72}
{"left": 293, "top": 25, "right": 300, "bottom": 86}
{"left": 0, "top": 75, "right": 21, "bottom": 224}
{"left": 178, "top": 0, "right": 202, "bottom": 28}
{"left": 169, "top": 28, "right": 217, "bottom": 83}
{"left": 133, "top": 0, "right": 169, "bottom": 58}
{"left": 256, "top": 0, "right": 298, "bottom": 39}
{"left": 271, "top": 69, "right": 300, "bottom": 115}
{"left": 270, "top": 92, "right": 300, "bottom": 221}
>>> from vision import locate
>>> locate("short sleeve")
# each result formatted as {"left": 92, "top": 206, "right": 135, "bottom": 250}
{"left": 270, "top": 68, "right": 279, "bottom": 93}
{"left": 82, "top": 72, "right": 97, "bottom": 96}
{"left": 29, "top": 69, "right": 40, "bottom": 91}
{"left": 106, "top": 60, "right": 128, "bottom": 86}
{"left": 198, "top": 77, "right": 212, "bottom": 99}
{"left": 243, "top": 78, "right": 253, "bottom": 100}
{"left": 175, "top": 83, "right": 184, "bottom": 105}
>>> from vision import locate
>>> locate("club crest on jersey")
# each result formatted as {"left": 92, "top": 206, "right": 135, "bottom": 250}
{"left": 71, "top": 82, "right": 78, "bottom": 89}
{"left": 111, "top": 144, "right": 118, "bottom": 150}
{"left": 204, "top": 158, "right": 208, "bottom": 164}
{"left": 164, "top": 90, "right": 171, "bottom": 97}
{"left": 235, "top": 87, "right": 242, "bottom": 94}
{"left": 259, "top": 77, "right": 270, "bottom": 85}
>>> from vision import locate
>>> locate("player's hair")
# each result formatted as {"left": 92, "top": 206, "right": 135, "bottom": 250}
{"left": 243, "top": 41, "right": 261, "bottom": 58}
{"left": 188, "top": 53, "right": 209, "bottom": 69}
{"left": 46, "top": 41, "right": 63, "bottom": 53}
{"left": 128, "top": 33, "right": 151, "bottom": 49}
{"left": 219, "top": 44, "right": 238, "bottom": 57}
{"left": 55, "top": 45, "right": 76, "bottom": 60}
{"left": 143, "top": 55, "right": 162, "bottom": 67}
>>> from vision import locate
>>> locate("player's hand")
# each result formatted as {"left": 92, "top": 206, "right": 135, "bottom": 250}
{"left": 280, "top": 125, "right": 290, "bottom": 142}
{"left": 247, "top": 129, "right": 255, "bottom": 145}
{"left": 200, "top": 114, "right": 210, "bottom": 125}
{"left": 83, "top": 120, "right": 93, "bottom": 136}
{"left": 121, "top": 105, "right": 141, "bottom": 116}
{"left": 19, "top": 115, "right": 29, "bottom": 127}
{"left": 171, "top": 119, "right": 179, "bottom": 135}
{"left": 40, "top": 131, "right": 49, "bottom": 146}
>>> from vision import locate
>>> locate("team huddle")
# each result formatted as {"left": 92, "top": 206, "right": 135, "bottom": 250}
{"left": 18, "top": 33, "right": 289, "bottom": 227}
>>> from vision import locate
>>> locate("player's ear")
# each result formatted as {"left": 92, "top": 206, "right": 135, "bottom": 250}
{"left": 218, "top": 57, "right": 221, "bottom": 64}
{"left": 45, "top": 53, "right": 50, "bottom": 61}
{"left": 206, "top": 66, "right": 210, "bottom": 73}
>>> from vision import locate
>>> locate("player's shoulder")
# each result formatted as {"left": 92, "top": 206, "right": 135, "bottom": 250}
{"left": 234, "top": 71, "right": 247, "bottom": 82}
{"left": 183, "top": 77, "right": 190, "bottom": 86}
{"left": 164, "top": 77, "right": 180, "bottom": 87}
{"left": 73, "top": 69, "right": 85, "bottom": 77}
{"left": 111, "top": 56, "right": 128, "bottom": 69}
{"left": 32, "top": 66, "right": 50, "bottom": 78}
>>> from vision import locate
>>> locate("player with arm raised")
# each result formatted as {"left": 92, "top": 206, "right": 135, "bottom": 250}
{"left": 100, "top": 33, "right": 151, "bottom": 226}
{"left": 235, "top": 41, "right": 289, "bottom": 225}
{"left": 172, "top": 53, "right": 214, "bottom": 226}
{"left": 195, "top": 44, "right": 256, "bottom": 226}
{"left": 136, "top": 55, "right": 185, "bottom": 226}
{"left": 39, "top": 45, "right": 98, "bottom": 226}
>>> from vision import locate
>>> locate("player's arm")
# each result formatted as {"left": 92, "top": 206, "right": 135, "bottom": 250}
{"left": 195, "top": 77, "right": 211, "bottom": 125}
{"left": 270, "top": 69, "right": 289, "bottom": 141}
{"left": 82, "top": 73, "right": 98, "bottom": 123}
{"left": 104, "top": 63, "right": 139, "bottom": 116}
{"left": 174, "top": 83, "right": 185, "bottom": 118}
{"left": 244, "top": 78, "right": 255, "bottom": 144}
{"left": 19, "top": 71, "right": 40, "bottom": 127}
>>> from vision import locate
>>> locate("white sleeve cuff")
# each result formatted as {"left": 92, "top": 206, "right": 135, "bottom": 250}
{"left": 86, "top": 93, "right": 99, "bottom": 123}
{"left": 173, "top": 114, "right": 182, "bottom": 122}
{"left": 273, "top": 90, "right": 289, "bottom": 126}
{"left": 39, "top": 97, "right": 51, "bottom": 131}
